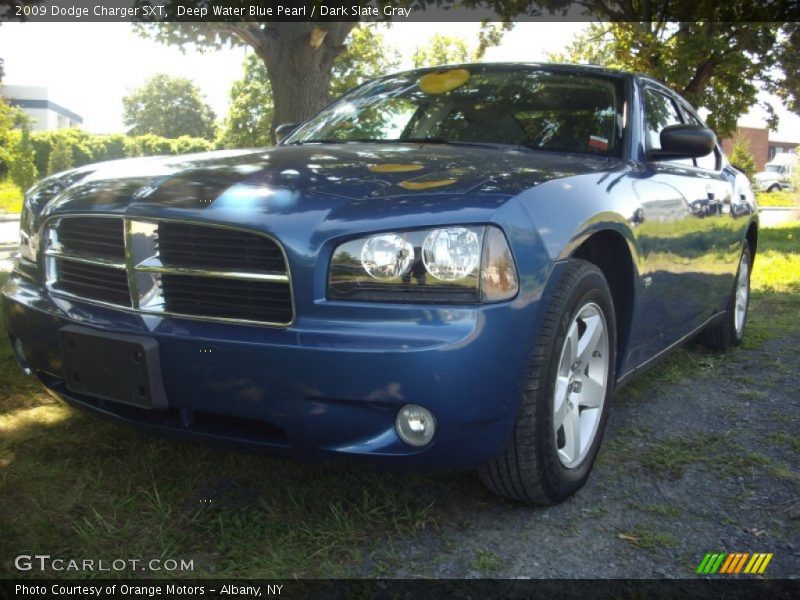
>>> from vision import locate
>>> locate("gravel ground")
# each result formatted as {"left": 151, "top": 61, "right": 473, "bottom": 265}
{"left": 350, "top": 334, "right": 800, "bottom": 579}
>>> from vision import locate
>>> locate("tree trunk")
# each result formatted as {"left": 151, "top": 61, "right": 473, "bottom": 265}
{"left": 256, "top": 22, "right": 356, "bottom": 142}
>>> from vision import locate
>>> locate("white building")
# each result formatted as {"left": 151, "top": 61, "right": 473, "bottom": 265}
{"left": 1, "top": 85, "right": 83, "bottom": 130}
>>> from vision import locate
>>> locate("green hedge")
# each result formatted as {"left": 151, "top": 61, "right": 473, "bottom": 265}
{"left": 27, "top": 129, "right": 214, "bottom": 178}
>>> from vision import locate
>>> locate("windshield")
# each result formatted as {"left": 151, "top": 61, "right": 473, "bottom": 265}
{"left": 285, "top": 66, "right": 626, "bottom": 157}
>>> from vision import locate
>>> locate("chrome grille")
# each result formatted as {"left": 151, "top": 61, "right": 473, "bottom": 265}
{"left": 45, "top": 216, "right": 293, "bottom": 326}
{"left": 56, "top": 216, "right": 125, "bottom": 260}
{"left": 157, "top": 222, "right": 286, "bottom": 273}
{"left": 54, "top": 259, "right": 131, "bottom": 305}
{"left": 161, "top": 275, "right": 294, "bottom": 324}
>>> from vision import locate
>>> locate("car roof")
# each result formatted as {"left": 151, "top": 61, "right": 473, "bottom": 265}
{"left": 393, "top": 62, "right": 632, "bottom": 80}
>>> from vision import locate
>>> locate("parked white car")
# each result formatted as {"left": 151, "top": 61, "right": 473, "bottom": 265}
{"left": 754, "top": 152, "right": 797, "bottom": 192}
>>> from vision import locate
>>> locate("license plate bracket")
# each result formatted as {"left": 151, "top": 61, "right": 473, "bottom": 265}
{"left": 59, "top": 325, "right": 168, "bottom": 410}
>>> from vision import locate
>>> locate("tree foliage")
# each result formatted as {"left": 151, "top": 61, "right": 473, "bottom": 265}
{"left": 9, "top": 126, "right": 37, "bottom": 192}
{"left": 728, "top": 133, "right": 756, "bottom": 180}
{"left": 135, "top": 16, "right": 357, "bottom": 138}
{"left": 135, "top": 1, "right": 798, "bottom": 138}
{"left": 122, "top": 73, "right": 217, "bottom": 140}
{"left": 47, "top": 134, "right": 74, "bottom": 176}
{"left": 0, "top": 55, "right": 38, "bottom": 190}
{"left": 412, "top": 34, "right": 472, "bottom": 68}
{"left": 217, "top": 55, "right": 273, "bottom": 149}
{"left": 219, "top": 24, "right": 400, "bottom": 148}
{"left": 411, "top": 24, "right": 511, "bottom": 68}
{"left": 330, "top": 24, "right": 400, "bottom": 98}
{"left": 550, "top": 21, "right": 800, "bottom": 137}
{"left": 28, "top": 129, "right": 212, "bottom": 180}
{"left": 0, "top": 94, "right": 18, "bottom": 180}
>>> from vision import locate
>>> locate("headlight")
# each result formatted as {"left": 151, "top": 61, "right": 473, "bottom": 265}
{"left": 328, "top": 225, "right": 518, "bottom": 303}
{"left": 18, "top": 197, "right": 38, "bottom": 263}
{"left": 361, "top": 233, "right": 415, "bottom": 280}
{"left": 14, "top": 169, "right": 92, "bottom": 268}
{"left": 19, "top": 231, "right": 38, "bottom": 263}
{"left": 422, "top": 227, "right": 481, "bottom": 281}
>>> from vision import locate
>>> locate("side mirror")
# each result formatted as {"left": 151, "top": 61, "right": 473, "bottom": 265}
{"left": 648, "top": 124, "right": 716, "bottom": 161}
{"left": 275, "top": 123, "right": 299, "bottom": 144}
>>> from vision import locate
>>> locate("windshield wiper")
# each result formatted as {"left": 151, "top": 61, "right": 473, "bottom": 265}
{"left": 289, "top": 139, "right": 346, "bottom": 145}
{"left": 391, "top": 137, "right": 534, "bottom": 151}
{"left": 288, "top": 138, "right": 381, "bottom": 145}
{"left": 289, "top": 137, "right": 532, "bottom": 151}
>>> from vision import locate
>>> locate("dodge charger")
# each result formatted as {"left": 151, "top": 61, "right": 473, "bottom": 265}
{"left": 2, "top": 64, "right": 757, "bottom": 504}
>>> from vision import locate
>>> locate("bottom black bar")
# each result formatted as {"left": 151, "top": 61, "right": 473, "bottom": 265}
{"left": 1, "top": 579, "right": 798, "bottom": 600}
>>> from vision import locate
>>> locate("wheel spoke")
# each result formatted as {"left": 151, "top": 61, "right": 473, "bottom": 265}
{"left": 565, "top": 320, "right": 580, "bottom": 366}
{"left": 578, "top": 375, "right": 604, "bottom": 409}
{"left": 553, "top": 375, "right": 570, "bottom": 428}
{"left": 577, "top": 314, "right": 604, "bottom": 364}
{"left": 559, "top": 406, "right": 581, "bottom": 465}
{"left": 734, "top": 255, "right": 749, "bottom": 335}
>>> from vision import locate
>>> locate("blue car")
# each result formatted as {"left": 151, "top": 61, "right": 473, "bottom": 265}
{"left": 2, "top": 64, "right": 757, "bottom": 504}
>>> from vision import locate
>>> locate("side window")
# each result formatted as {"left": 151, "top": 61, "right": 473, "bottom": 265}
{"left": 684, "top": 110, "right": 720, "bottom": 171}
{"left": 643, "top": 89, "right": 683, "bottom": 151}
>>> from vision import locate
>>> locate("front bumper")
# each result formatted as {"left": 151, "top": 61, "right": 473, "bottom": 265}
{"left": 754, "top": 178, "right": 785, "bottom": 192}
{"left": 2, "top": 272, "right": 544, "bottom": 469}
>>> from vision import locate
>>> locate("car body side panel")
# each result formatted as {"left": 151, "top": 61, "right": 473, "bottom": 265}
{"left": 514, "top": 156, "right": 755, "bottom": 379}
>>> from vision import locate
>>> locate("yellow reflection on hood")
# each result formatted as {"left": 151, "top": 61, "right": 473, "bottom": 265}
{"left": 368, "top": 163, "right": 425, "bottom": 173}
{"left": 398, "top": 178, "right": 457, "bottom": 190}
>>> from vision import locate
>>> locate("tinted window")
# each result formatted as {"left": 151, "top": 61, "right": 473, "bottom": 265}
{"left": 287, "top": 68, "right": 626, "bottom": 157}
{"left": 643, "top": 89, "right": 683, "bottom": 150}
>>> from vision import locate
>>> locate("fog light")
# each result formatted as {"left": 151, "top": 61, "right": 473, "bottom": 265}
{"left": 395, "top": 404, "right": 436, "bottom": 447}
{"left": 12, "top": 337, "right": 32, "bottom": 376}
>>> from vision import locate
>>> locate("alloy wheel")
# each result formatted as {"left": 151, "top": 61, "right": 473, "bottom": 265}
{"left": 734, "top": 253, "right": 750, "bottom": 337}
{"left": 553, "top": 302, "right": 609, "bottom": 469}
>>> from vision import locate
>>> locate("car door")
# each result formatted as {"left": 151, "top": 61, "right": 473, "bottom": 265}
{"left": 630, "top": 82, "right": 726, "bottom": 351}
{"left": 676, "top": 102, "right": 744, "bottom": 312}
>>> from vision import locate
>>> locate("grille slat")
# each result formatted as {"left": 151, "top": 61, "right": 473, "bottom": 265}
{"left": 49, "top": 217, "right": 293, "bottom": 326}
{"left": 157, "top": 222, "right": 286, "bottom": 274}
{"left": 56, "top": 217, "right": 125, "bottom": 260}
{"left": 161, "top": 274, "right": 293, "bottom": 323}
{"left": 54, "top": 259, "right": 131, "bottom": 305}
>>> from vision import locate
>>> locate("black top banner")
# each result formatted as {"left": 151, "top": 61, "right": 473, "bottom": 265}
{"left": 1, "top": 0, "right": 799, "bottom": 22}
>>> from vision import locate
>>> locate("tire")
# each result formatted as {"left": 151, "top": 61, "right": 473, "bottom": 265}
{"left": 767, "top": 184, "right": 780, "bottom": 193}
{"left": 479, "top": 259, "right": 616, "bottom": 505}
{"left": 697, "top": 245, "right": 752, "bottom": 350}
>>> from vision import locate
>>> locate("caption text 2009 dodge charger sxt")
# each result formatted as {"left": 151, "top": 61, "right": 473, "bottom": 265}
{"left": 2, "top": 64, "right": 757, "bottom": 504}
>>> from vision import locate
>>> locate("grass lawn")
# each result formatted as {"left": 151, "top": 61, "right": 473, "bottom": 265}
{"left": 1, "top": 221, "right": 798, "bottom": 578}
{"left": 756, "top": 190, "right": 799, "bottom": 208}
{"left": 0, "top": 180, "right": 23, "bottom": 214}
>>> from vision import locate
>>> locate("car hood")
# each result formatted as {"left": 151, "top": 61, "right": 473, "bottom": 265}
{"left": 39, "top": 143, "right": 617, "bottom": 212}
{"left": 30, "top": 144, "right": 626, "bottom": 250}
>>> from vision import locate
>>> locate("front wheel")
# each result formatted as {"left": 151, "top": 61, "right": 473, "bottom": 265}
{"left": 766, "top": 184, "right": 781, "bottom": 193}
{"left": 479, "top": 260, "right": 616, "bottom": 505}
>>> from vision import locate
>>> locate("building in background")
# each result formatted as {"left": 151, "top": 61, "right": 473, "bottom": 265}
{"left": 720, "top": 126, "right": 799, "bottom": 171}
{"left": 1, "top": 85, "right": 83, "bottom": 130}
